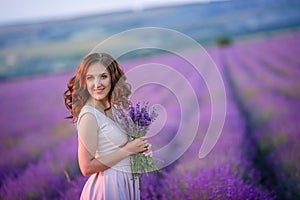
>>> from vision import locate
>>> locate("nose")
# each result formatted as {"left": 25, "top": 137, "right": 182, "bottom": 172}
{"left": 95, "top": 77, "right": 102, "bottom": 87}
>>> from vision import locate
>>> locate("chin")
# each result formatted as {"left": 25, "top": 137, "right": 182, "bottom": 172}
{"left": 93, "top": 95, "right": 108, "bottom": 102}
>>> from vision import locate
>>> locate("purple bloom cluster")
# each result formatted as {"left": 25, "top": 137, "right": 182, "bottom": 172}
{"left": 113, "top": 102, "right": 158, "bottom": 138}
{"left": 128, "top": 103, "right": 158, "bottom": 133}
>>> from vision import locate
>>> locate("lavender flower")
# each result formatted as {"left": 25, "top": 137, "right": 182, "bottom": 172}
{"left": 125, "top": 103, "right": 157, "bottom": 136}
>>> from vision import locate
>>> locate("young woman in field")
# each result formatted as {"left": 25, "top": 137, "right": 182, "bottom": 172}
{"left": 64, "top": 52, "right": 151, "bottom": 200}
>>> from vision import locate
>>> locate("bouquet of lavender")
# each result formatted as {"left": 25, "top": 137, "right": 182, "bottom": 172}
{"left": 113, "top": 102, "right": 158, "bottom": 179}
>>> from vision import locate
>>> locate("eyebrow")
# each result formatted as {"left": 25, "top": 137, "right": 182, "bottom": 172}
{"left": 86, "top": 72, "right": 108, "bottom": 76}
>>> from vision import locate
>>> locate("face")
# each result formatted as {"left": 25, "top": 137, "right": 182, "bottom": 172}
{"left": 86, "top": 62, "right": 111, "bottom": 105}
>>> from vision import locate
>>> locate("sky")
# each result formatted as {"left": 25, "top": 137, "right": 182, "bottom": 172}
{"left": 0, "top": 0, "right": 224, "bottom": 25}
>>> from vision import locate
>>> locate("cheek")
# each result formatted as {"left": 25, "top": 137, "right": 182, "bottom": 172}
{"left": 86, "top": 81, "right": 93, "bottom": 91}
{"left": 105, "top": 78, "right": 112, "bottom": 88}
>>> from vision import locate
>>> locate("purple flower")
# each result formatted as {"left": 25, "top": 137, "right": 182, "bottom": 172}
{"left": 128, "top": 105, "right": 135, "bottom": 121}
{"left": 125, "top": 102, "right": 157, "bottom": 134}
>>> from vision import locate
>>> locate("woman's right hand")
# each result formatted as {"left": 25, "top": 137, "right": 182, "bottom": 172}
{"left": 123, "top": 137, "right": 150, "bottom": 155}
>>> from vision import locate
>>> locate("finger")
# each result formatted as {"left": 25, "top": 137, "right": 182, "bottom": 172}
{"left": 138, "top": 137, "right": 147, "bottom": 142}
{"left": 138, "top": 141, "right": 147, "bottom": 147}
{"left": 143, "top": 150, "right": 153, "bottom": 157}
{"left": 141, "top": 140, "right": 148, "bottom": 147}
{"left": 143, "top": 143, "right": 149, "bottom": 149}
{"left": 142, "top": 143, "right": 151, "bottom": 150}
{"left": 143, "top": 139, "right": 148, "bottom": 144}
{"left": 147, "top": 143, "right": 152, "bottom": 150}
{"left": 143, "top": 147, "right": 151, "bottom": 153}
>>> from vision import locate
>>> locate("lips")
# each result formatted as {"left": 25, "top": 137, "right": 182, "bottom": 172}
{"left": 94, "top": 88, "right": 105, "bottom": 93}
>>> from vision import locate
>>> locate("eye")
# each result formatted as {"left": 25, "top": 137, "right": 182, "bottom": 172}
{"left": 86, "top": 76, "right": 93, "bottom": 80}
{"left": 101, "top": 74, "right": 108, "bottom": 79}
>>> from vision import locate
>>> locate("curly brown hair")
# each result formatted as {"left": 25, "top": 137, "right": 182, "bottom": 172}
{"left": 64, "top": 52, "right": 131, "bottom": 122}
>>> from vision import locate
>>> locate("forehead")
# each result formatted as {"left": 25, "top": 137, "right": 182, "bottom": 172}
{"left": 87, "top": 62, "right": 109, "bottom": 75}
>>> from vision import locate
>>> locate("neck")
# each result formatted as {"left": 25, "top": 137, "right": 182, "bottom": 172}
{"left": 87, "top": 98, "right": 110, "bottom": 112}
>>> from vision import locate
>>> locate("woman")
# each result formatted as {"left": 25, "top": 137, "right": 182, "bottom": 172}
{"left": 64, "top": 52, "right": 151, "bottom": 200}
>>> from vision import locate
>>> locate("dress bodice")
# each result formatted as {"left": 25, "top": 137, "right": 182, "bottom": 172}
{"left": 77, "top": 105, "right": 131, "bottom": 170}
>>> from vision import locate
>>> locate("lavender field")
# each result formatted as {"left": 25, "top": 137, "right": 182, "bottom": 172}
{"left": 1, "top": 30, "right": 300, "bottom": 200}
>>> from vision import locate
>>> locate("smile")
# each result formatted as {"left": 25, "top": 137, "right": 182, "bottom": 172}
{"left": 94, "top": 88, "right": 105, "bottom": 93}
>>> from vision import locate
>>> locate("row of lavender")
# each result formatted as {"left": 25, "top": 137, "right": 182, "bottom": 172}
{"left": 221, "top": 32, "right": 300, "bottom": 199}
{"left": 2, "top": 31, "right": 297, "bottom": 199}
{"left": 119, "top": 46, "right": 276, "bottom": 199}
{"left": 0, "top": 74, "right": 81, "bottom": 199}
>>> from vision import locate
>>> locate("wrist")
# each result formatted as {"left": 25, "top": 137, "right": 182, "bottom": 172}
{"left": 121, "top": 145, "right": 134, "bottom": 156}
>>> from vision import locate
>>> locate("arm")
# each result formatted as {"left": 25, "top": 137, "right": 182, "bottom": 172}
{"left": 77, "top": 113, "right": 149, "bottom": 176}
